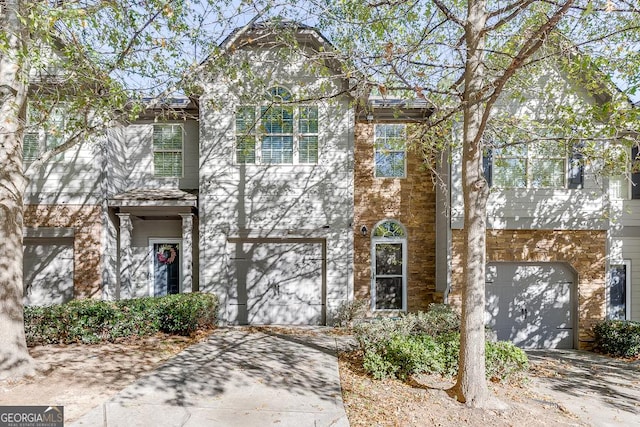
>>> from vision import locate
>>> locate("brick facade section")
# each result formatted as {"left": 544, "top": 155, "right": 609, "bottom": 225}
{"left": 353, "top": 123, "right": 437, "bottom": 312}
{"left": 24, "top": 204, "right": 102, "bottom": 298}
{"left": 450, "top": 229, "right": 606, "bottom": 349}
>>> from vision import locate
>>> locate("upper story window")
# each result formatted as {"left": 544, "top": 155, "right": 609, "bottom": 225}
{"left": 610, "top": 144, "right": 640, "bottom": 200}
{"left": 153, "top": 124, "right": 183, "bottom": 177}
{"left": 235, "top": 86, "right": 318, "bottom": 165}
{"left": 486, "top": 139, "right": 583, "bottom": 189}
{"left": 374, "top": 124, "right": 406, "bottom": 178}
{"left": 23, "top": 104, "right": 66, "bottom": 164}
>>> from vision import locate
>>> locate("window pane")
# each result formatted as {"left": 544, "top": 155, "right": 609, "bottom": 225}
{"left": 262, "top": 136, "right": 293, "bottom": 164}
{"left": 373, "top": 221, "right": 406, "bottom": 237}
{"left": 236, "top": 135, "right": 256, "bottom": 164}
{"left": 375, "top": 277, "right": 403, "bottom": 310}
{"left": 236, "top": 106, "right": 256, "bottom": 133}
{"left": 609, "top": 265, "right": 627, "bottom": 320}
{"left": 531, "top": 159, "right": 565, "bottom": 188}
{"left": 299, "top": 107, "right": 318, "bottom": 134}
{"left": 154, "top": 125, "right": 182, "bottom": 150}
{"left": 375, "top": 151, "right": 405, "bottom": 177}
{"left": 23, "top": 133, "right": 39, "bottom": 162}
{"left": 493, "top": 158, "right": 526, "bottom": 188}
{"left": 266, "top": 86, "right": 292, "bottom": 102}
{"left": 261, "top": 107, "right": 293, "bottom": 134}
{"left": 299, "top": 136, "right": 318, "bottom": 163}
{"left": 154, "top": 152, "right": 182, "bottom": 177}
{"left": 376, "top": 243, "right": 403, "bottom": 275}
{"left": 375, "top": 124, "right": 406, "bottom": 177}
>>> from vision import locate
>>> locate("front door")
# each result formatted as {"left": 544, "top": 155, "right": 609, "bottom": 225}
{"left": 372, "top": 241, "right": 406, "bottom": 310}
{"left": 150, "top": 240, "right": 181, "bottom": 296}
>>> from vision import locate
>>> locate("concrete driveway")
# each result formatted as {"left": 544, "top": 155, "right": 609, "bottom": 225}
{"left": 527, "top": 349, "right": 640, "bottom": 426}
{"left": 71, "top": 327, "right": 349, "bottom": 427}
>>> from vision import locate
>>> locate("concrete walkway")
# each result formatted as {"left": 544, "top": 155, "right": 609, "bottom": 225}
{"left": 527, "top": 349, "right": 640, "bottom": 427}
{"left": 71, "top": 328, "right": 350, "bottom": 427}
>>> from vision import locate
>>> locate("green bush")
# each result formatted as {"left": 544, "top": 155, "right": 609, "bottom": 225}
{"left": 363, "top": 334, "right": 444, "bottom": 380}
{"left": 354, "top": 306, "right": 528, "bottom": 381}
{"left": 333, "top": 298, "right": 368, "bottom": 327}
{"left": 485, "top": 340, "right": 529, "bottom": 381}
{"left": 594, "top": 320, "right": 640, "bottom": 357}
{"left": 353, "top": 304, "right": 460, "bottom": 351}
{"left": 409, "top": 304, "right": 461, "bottom": 336}
{"left": 157, "top": 293, "right": 218, "bottom": 335}
{"left": 24, "top": 293, "right": 218, "bottom": 346}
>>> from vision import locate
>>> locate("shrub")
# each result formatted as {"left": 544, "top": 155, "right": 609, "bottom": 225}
{"left": 333, "top": 298, "right": 368, "bottom": 327}
{"left": 354, "top": 306, "right": 528, "bottom": 382}
{"left": 353, "top": 304, "right": 460, "bottom": 351}
{"left": 363, "top": 334, "right": 444, "bottom": 380}
{"left": 157, "top": 293, "right": 218, "bottom": 335}
{"left": 409, "top": 304, "right": 461, "bottom": 336}
{"left": 360, "top": 330, "right": 528, "bottom": 381}
{"left": 485, "top": 340, "right": 529, "bottom": 381}
{"left": 435, "top": 332, "right": 461, "bottom": 377}
{"left": 594, "top": 320, "right": 640, "bottom": 357}
{"left": 24, "top": 293, "right": 218, "bottom": 346}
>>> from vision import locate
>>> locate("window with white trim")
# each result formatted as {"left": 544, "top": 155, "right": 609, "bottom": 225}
{"left": 153, "top": 124, "right": 183, "bottom": 177}
{"left": 371, "top": 219, "right": 407, "bottom": 311}
{"left": 491, "top": 139, "right": 573, "bottom": 189}
{"left": 609, "top": 261, "right": 631, "bottom": 320}
{"left": 495, "top": 142, "right": 566, "bottom": 188}
{"left": 23, "top": 103, "right": 66, "bottom": 164}
{"left": 235, "top": 86, "right": 319, "bottom": 165}
{"left": 610, "top": 145, "right": 640, "bottom": 200}
{"left": 374, "top": 124, "right": 406, "bottom": 178}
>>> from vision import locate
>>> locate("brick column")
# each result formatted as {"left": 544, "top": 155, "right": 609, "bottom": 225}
{"left": 116, "top": 213, "right": 133, "bottom": 298}
{"left": 180, "top": 213, "right": 194, "bottom": 293}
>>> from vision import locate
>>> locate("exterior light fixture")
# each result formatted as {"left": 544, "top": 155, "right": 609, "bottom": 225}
{"left": 360, "top": 225, "right": 368, "bottom": 236}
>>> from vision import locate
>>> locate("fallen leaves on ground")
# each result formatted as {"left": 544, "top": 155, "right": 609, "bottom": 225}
{"left": 338, "top": 350, "right": 587, "bottom": 427}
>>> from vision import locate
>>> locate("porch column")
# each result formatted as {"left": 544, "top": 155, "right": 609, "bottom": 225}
{"left": 116, "top": 213, "right": 133, "bottom": 298}
{"left": 180, "top": 213, "right": 194, "bottom": 293}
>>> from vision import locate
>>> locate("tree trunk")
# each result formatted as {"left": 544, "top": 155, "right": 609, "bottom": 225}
{"left": 451, "top": 0, "right": 500, "bottom": 408}
{"left": 0, "top": 0, "right": 35, "bottom": 380}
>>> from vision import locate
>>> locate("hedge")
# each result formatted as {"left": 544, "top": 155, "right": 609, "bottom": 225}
{"left": 24, "top": 293, "right": 218, "bottom": 346}
{"left": 594, "top": 320, "right": 640, "bottom": 357}
{"left": 354, "top": 306, "right": 529, "bottom": 382}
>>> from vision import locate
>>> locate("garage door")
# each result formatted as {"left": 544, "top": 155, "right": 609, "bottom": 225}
{"left": 227, "top": 239, "right": 324, "bottom": 325}
{"left": 23, "top": 237, "right": 74, "bottom": 306}
{"left": 485, "top": 263, "right": 574, "bottom": 349}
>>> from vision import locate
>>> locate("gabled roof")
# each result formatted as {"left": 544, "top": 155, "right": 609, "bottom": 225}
{"left": 216, "top": 19, "right": 343, "bottom": 77}
{"left": 220, "top": 19, "right": 334, "bottom": 52}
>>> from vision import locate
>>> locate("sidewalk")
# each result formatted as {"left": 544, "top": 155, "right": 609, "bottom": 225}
{"left": 527, "top": 349, "right": 640, "bottom": 427}
{"left": 71, "top": 328, "right": 350, "bottom": 427}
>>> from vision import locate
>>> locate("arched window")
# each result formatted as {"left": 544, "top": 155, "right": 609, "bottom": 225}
{"left": 265, "top": 86, "right": 293, "bottom": 102}
{"left": 235, "top": 86, "right": 319, "bottom": 165}
{"left": 371, "top": 219, "right": 407, "bottom": 311}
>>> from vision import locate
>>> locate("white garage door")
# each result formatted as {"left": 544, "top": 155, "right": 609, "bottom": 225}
{"left": 485, "top": 263, "right": 575, "bottom": 349}
{"left": 23, "top": 237, "right": 74, "bottom": 306}
{"left": 227, "top": 239, "right": 324, "bottom": 325}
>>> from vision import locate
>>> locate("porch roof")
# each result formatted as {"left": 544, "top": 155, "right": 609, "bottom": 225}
{"left": 108, "top": 188, "right": 198, "bottom": 208}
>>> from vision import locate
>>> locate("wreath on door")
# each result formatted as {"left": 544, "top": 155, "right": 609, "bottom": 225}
{"left": 157, "top": 244, "right": 177, "bottom": 265}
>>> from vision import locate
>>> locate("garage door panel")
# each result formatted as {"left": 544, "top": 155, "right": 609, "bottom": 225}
{"left": 24, "top": 238, "right": 74, "bottom": 306}
{"left": 228, "top": 240, "right": 324, "bottom": 324}
{"left": 486, "top": 263, "right": 574, "bottom": 349}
